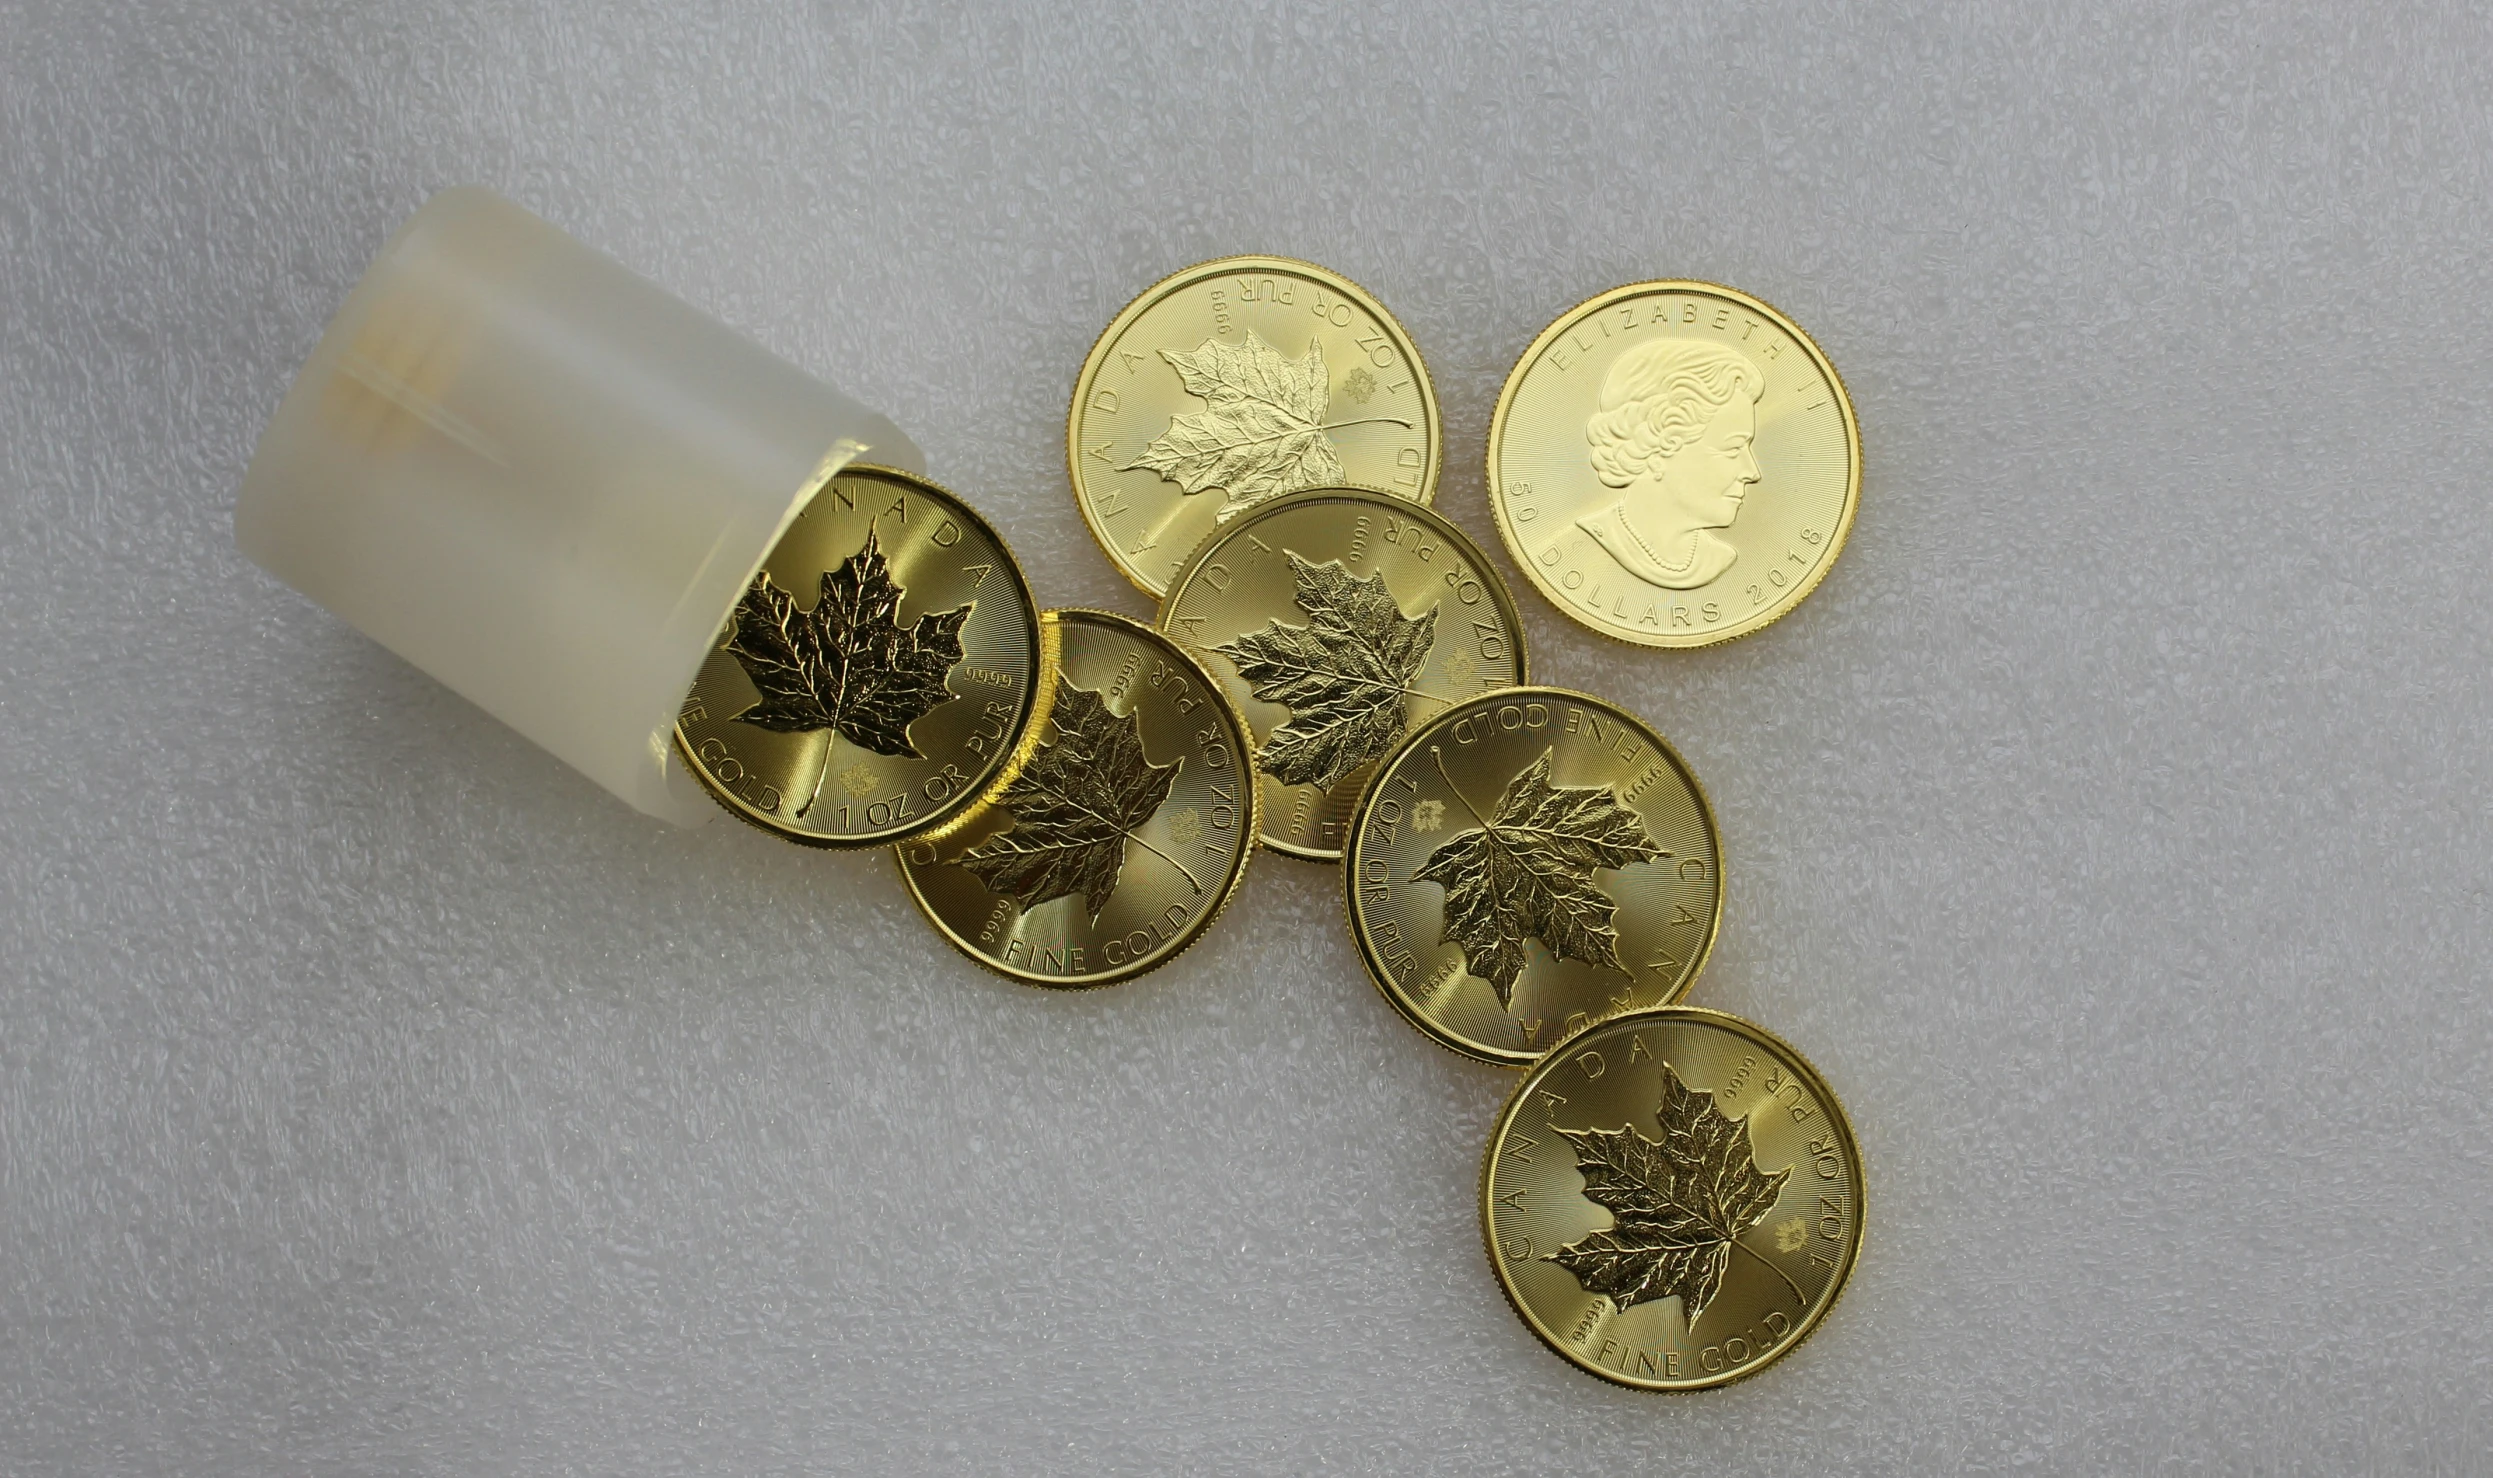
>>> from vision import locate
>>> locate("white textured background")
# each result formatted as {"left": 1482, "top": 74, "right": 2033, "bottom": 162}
{"left": 4, "top": 2, "right": 2490, "bottom": 1472}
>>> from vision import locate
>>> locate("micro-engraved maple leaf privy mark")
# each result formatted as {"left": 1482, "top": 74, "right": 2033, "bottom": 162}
{"left": 958, "top": 683, "right": 1197, "bottom": 918}
{"left": 722, "top": 526, "right": 971, "bottom": 819}
{"left": 1122, "top": 332, "right": 1414, "bottom": 522}
{"left": 1545, "top": 1064, "right": 1803, "bottom": 1328}
{"left": 1213, "top": 553, "right": 1438, "bottom": 791}
{"left": 1416, "top": 747, "right": 1668, "bottom": 1006}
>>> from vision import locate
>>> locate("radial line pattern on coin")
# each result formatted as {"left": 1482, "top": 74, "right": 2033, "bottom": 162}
{"left": 1546, "top": 1063, "right": 1800, "bottom": 1325}
{"left": 1417, "top": 746, "right": 1669, "bottom": 1005}
{"left": 1213, "top": 551, "right": 1439, "bottom": 791}
{"left": 958, "top": 683, "right": 1193, "bottom": 918}
{"left": 721, "top": 525, "right": 971, "bottom": 819}
{"left": 1123, "top": 333, "right": 1414, "bottom": 522}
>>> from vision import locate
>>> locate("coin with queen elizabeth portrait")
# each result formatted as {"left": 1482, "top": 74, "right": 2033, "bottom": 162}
{"left": 1487, "top": 281, "right": 1860, "bottom": 649}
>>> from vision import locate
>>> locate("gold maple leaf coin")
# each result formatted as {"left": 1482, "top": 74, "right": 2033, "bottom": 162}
{"left": 1158, "top": 488, "right": 1527, "bottom": 861}
{"left": 1482, "top": 1007, "right": 1863, "bottom": 1391}
{"left": 1071, "top": 256, "right": 1442, "bottom": 598}
{"left": 1343, "top": 687, "right": 1718, "bottom": 1064}
{"left": 896, "top": 610, "right": 1258, "bottom": 988}
{"left": 675, "top": 464, "right": 1044, "bottom": 848}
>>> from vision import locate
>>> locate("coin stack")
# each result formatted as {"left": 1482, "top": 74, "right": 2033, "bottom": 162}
{"left": 668, "top": 258, "right": 1865, "bottom": 1391}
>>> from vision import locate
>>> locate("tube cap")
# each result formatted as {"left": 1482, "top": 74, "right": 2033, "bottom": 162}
{"left": 235, "top": 186, "right": 920, "bottom": 824}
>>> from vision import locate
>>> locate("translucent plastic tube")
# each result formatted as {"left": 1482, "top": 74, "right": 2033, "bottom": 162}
{"left": 235, "top": 187, "right": 920, "bottom": 824}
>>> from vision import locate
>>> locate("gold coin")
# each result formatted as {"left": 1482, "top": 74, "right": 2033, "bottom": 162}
{"left": 1158, "top": 488, "right": 1529, "bottom": 862}
{"left": 1482, "top": 1007, "right": 1862, "bottom": 1390}
{"left": 1343, "top": 687, "right": 1720, "bottom": 1065}
{"left": 674, "top": 464, "right": 1045, "bottom": 847}
{"left": 1070, "top": 255, "right": 1442, "bottom": 597}
{"left": 1486, "top": 281, "right": 1860, "bottom": 648}
{"left": 896, "top": 609, "right": 1258, "bottom": 988}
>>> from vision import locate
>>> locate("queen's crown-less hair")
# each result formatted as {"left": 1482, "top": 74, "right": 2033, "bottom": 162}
{"left": 1586, "top": 339, "right": 1765, "bottom": 488}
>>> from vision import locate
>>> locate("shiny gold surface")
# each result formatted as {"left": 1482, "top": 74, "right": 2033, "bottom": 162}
{"left": 1157, "top": 489, "right": 1527, "bottom": 862}
{"left": 1482, "top": 1008, "right": 1862, "bottom": 1390}
{"left": 1071, "top": 256, "right": 1441, "bottom": 597}
{"left": 897, "top": 610, "right": 1258, "bottom": 988}
{"left": 674, "top": 465, "right": 1044, "bottom": 847}
{"left": 1344, "top": 688, "right": 1719, "bottom": 1065}
{"left": 1487, "top": 282, "right": 1859, "bottom": 648}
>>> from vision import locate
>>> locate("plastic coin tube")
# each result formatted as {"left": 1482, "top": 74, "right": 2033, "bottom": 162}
{"left": 235, "top": 186, "right": 918, "bottom": 824}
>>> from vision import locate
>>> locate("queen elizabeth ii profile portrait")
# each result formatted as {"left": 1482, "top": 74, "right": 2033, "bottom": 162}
{"left": 1576, "top": 338, "right": 1765, "bottom": 590}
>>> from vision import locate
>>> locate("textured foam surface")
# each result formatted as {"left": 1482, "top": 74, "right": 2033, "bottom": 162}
{"left": 4, "top": 3, "right": 2491, "bottom": 1471}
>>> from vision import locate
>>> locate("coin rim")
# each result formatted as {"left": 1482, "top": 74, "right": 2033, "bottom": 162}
{"left": 1484, "top": 280, "right": 1862, "bottom": 650}
{"left": 1479, "top": 1004, "right": 1866, "bottom": 1391}
{"left": 1068, "top": 254, "right": 1445, "bottom": 598}
{"left": 1340, "top": 685, "right": 1723, "bottom": 1066}
{"left": 892, "top": 607, "right": 1262, "bottom": 990}
{"left": 672, "top": 463, "right": 1047, "bottom": 850}
{"left": 1156, "top": 485, "right": 1532, "bottom": 864}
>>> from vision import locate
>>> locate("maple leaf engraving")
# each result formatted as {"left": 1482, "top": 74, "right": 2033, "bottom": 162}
{"left": 1213, "top": 553, "right": 1438, "bottom": 791}
{"left": 958, "top": 683, "right": 1198, "bottom": 918}
{"left": 1122, "top": 332, "right": 1410, "bottom": 521}
{"left": 1415, "top": 747, "right": 1668, "bottom": 1005}
{"left": 1545, "top": 1064, "right": 1795, "bottom": 1328}
{"left": 723, "top": 526, "right": 972, "bottom": 818}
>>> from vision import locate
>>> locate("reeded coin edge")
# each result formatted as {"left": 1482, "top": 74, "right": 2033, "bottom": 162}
{"left": 1155, "top": 485, "right": 1533, "bottom": 864}
{"left": 1339, "top": 685, "right": 1724, "bottom": 1067}
{"left": 1478, "top": 1005, "right": 1865, "bottom": 1391}
{"left": 673, "top": 463, "right": 1048, "bottom": 850}
{"left": 1484, "top": 280, "right": 1862, "bottom": 651}
{"left": 1068, "top": 254, "right": 1446, "bottom": 599}
{"left": 893, "top": 607, "right": 1262, "bottom": 990}
{"left": 894, "top": 615, "right": 1066, "bottom": 857}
